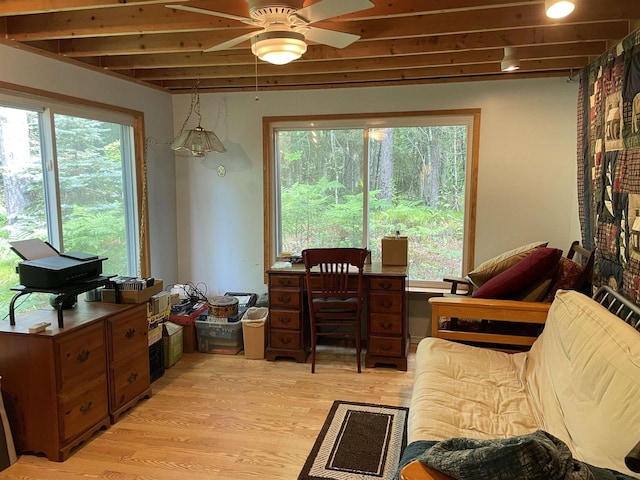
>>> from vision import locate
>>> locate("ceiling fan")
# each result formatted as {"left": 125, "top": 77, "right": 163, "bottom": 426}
{"left": 166, "top": 0, "right": 374, "bottom": 65}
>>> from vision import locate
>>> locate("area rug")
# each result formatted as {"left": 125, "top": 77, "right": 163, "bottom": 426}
{"left": 298, "top": 400, "right": 409, "bottom": 480}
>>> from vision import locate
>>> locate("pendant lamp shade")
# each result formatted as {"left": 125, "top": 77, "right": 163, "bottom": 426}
{"left": 171, "top": 81, "right": 226, "bottom": 157}
{"left": 501, "top": 47, "right": 520, "bottom": 72}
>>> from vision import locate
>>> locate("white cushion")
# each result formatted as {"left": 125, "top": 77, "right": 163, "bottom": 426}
{"left": 525, "top": 289, "right": 640, "bottom": 477}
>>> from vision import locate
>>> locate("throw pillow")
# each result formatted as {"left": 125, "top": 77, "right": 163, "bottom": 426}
{"left": 542, "top": 257, "right": 585, "bottom": 302}
{"left": 472, "top": 247, "right": 562, "bottom": 300}
{"left": 467, "top": 241, "right": 548, "bottom": 288}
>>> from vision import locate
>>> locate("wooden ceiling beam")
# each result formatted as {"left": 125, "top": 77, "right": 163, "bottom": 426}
{"left": 0, "top": 1, "right": 187, "bottom": 16}
{"left": 150, "top": 57, "right": 585, "bottom": 89}
{"left": 99, "top": 41, "right": 604, "bottom": 70}
{"left": 5, "top": 2, "right": 639, "bottom": 41}
{"left": 25, "top": 22, "right": 627, "bottom": 58}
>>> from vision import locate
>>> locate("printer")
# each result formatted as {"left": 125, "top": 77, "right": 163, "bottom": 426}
{"left": 11, "top": 239, "right": 106, "bottom": 290}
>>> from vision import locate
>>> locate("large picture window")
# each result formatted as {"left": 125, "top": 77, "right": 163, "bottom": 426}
{"left": 264, "top": 110, "right": 480, "bottom": 288}
{"left": 0, "top": 85, "right": 148, "bottom": 315}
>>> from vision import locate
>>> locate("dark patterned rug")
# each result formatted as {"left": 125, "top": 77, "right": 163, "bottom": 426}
{"left": 298, "top": 400, "right": 409, "bottom": 480}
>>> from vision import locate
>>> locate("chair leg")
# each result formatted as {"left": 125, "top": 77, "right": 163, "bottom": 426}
{"left": 311, "top": 330, "right": 317, "bottom": 374}
{"left": 356, "top": 323, "right": 361, "bottom": 373}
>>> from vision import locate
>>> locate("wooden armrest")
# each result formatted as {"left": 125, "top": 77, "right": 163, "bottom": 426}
{"left": 442, "top": 276, "right": 472, "bottom": 295}
{"left": 429, "top": 297, "right": 551, "bottom": 349}
{"left": 400, "top": 461, "right": 455, "bottom": 480}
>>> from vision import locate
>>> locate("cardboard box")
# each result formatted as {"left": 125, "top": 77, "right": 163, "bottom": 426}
{"left": 163, "top": 322, "right": 183, "bottom": 368}
{"left": 382, "top": 236, "right": 408, "bottom": 266}
{"left": 102, "top": 279, "right": 164, "bottom": 304}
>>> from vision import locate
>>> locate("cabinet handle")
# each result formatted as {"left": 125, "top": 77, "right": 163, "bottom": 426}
{"left": 76, "top": 350, "right": 90, "bottom": 363}
{"left": 80, "top": 401, "right": 92, "bottom": 414}
{"left": 381, "top": 300, "right": 393, "bottom": 308}
{"left": 278, "top": 296, "right": 291, "bottom": 304}
{"left": 279, "top": 317, "right": 291, "bottom": 324}
{"left": 381, "top": 344, "right": 392, "bottom": 351}
{"left": 125, "top": 328, "right": 136, "bottom": 339}
{"left": 279, "top": 279, "right": 291, "bottom": 286}
{"left": 380, "top": 321, "right": 393, "bottom": 330}
{"left": 380, "top": 282, "right": 393, "bottom": 290}
{"left": 127, "top": 372, "right": 138, "bottom": 383}
{"left": 281, "top": 337, "right": 291, "bottom": 345}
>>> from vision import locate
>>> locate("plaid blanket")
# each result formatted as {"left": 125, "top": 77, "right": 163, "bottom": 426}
{"left": 396, "top": 430, "right": 635, "bottom": 480}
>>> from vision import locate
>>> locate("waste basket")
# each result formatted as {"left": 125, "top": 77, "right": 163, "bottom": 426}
{"left": 241, "top": 307, "right": 268, "bottom": 359}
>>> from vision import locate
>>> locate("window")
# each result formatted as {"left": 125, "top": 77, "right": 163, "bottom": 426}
{"left": 0, "top": 86, "right": 148, "bottom": 315}
{"left": 263, "top": 110, "right": 480, "bottom": 288}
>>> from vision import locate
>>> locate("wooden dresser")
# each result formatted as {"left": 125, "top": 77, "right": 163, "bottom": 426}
{"left": 0, "top": 302, "right": 151, "bottom": 461}
{"left": 265, "top": 263, "right": 408, "bottom": 370}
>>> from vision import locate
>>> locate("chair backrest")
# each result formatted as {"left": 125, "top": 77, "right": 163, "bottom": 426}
{"left": 302, "top": 248, "right": 368, "bottom": 301}
{"left": 565, "top": 240, "right": 595, "bottom": 294}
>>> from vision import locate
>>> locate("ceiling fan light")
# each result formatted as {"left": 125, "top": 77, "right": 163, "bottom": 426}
{"left": 545, "top": 0, "right": 575, "bottom": 18}
{"left": 251, "top": 31, "right": 307, "bottom": 65}
{"left": 501, "top": 47, "right": 520, "bottom": 72}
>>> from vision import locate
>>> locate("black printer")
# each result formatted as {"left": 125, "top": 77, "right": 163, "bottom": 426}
{"left": 11, "top": 239, "right": 106, "bottom": 290}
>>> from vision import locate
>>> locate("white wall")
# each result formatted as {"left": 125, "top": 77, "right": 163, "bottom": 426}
{"left": 0, "top": 44, "right": 179, "bottom": 285}
{"left": 174, "top": 78, "right": 581, "bottom": 305}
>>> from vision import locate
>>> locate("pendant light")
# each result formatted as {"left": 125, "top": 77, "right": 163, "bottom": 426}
{"left": 171, "top": 81, "right": 226, "bottom": 158}
{"left": 501, "top": 47, "right": 520, "bottom": 72}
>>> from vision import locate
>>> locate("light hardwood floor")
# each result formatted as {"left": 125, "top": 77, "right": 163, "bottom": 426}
{"left": 1, "top": 343, "right": 416, "bottom": 480}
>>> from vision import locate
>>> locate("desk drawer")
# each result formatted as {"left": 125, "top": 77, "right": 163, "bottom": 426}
{"left": 270, "top": 309, "right": 301, "bottom": 330}
{"left": 369, "top": 313, "right": 402, "bottom": 335}
{"left": 270, "top": 289, "right": 301, "bottom": 309}
{"left": 369, "top": 292, "right": 403, "bottom": 314}
{"left": 108, "top": 306, "right": 148, "bottom": 364}
{"left": 270, "top": 275, "right": 301, "bottom": 288}
{"left": 368, "top": 335, "right": 403, "bottom": 357}
{"left": 109, "top": 350, "right": 150, "bottom": 411}
{"left": 58, "top": 323, "right": 106, "bottom": 390}
{"left": 270, "top": 330, "right": 302, "bottom": 350}
{"left": 59, "top": 375, "right": 109, "bottom": 442}
{"left": 369, "top": 277, "right": 404, "bottom": 292}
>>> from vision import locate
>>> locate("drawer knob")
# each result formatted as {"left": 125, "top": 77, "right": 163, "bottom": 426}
{"left": 127, "top": 372, "right": 138, "bottom": 383}
{"left": 125, "top": 328, "right": 136, "bottom": 339}
{"left": 76, "top": 350, "right": 90, "bottom": 363}
{"left": 80, "top": 401, "right": 92, "bottom": 414}
{"left": 381, "top": 300, "right": 393, "bottom": 308}
{"left": 380, "top": 282, "right": 393, "bottom": 290}
{"left": 281, "top": 337, "right": 291, "bottom": 345}
{"left": 278, "top": 296, "right": 291, "bottom": 304}
{"left": 381, "top": 344, "right": 392, "bottom": 351}
{"left": 380, "top": 321, "right": 393, "bottom": 330}
{"left": 279, "top": 317, "right": 291, "bottom": 324}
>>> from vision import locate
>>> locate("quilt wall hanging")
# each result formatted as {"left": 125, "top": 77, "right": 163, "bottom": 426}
{"left": 578, "top": 28, "right": 640, "bottom": 303}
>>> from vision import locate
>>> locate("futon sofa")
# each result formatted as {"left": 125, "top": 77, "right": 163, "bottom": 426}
{"left": 400, "top": 289, "right": 640, "bottom": 479}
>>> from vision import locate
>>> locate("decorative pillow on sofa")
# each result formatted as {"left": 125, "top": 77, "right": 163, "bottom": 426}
{"left": 472, "top": 247, "right": 562, "bottom": 300}
{"left": 542, "top": 257, "right": 585, "bottom": 302}
{"left": 467, "top": 241, "right": 548, "bottom": 288}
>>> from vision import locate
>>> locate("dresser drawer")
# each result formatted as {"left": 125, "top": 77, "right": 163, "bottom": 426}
{"left": 108, "top": 306, "right": 148, "bottom": 364}
{"left": 270, "top": 309, "right": 301, "bottom": 330}
{"left": 369, "top": 313, "right": 403, "bottom": 335}
{"left": 369, "top": 277, "right": 404, "bottom": 292}
{"left": 270, "top": 330, "right": 302, "bottom": 350}
{"left": 368, "top": 335, "right": 404, "bottom": 357}
{"left": 369, "top": 292, "right": 403, "bottom": 314}
{"left": 58, "top": 323, "right": 106, "bottom": 390}
{"left": 109, "top": 350, "right": 150, "bottom": 411}
{"left": 269, "top": 275, "right": 301, "bottom": 288}
{"left": 269, "top": 289, "right": 301, "bottom": 309}
{"left": 59, "top": 375, "right": 109, "bottom": 442}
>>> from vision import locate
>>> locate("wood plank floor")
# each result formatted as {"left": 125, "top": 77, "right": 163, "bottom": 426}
{"left": 1, "top": 344, "right": 416, "bottom": 479}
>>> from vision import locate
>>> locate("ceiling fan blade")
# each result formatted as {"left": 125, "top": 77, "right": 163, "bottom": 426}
{"left": 166, "top": 5, "right": 255, "bottom": 25}
{"left": 295, "top": 0, "right": 374, "bottom": 23}
{"left": 304, "top": 27, "right": 360, "bottom": 49}
{"left": 203, "top": 30, "right": 262, "bottom": 53}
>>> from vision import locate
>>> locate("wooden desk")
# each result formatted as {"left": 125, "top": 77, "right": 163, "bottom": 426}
{"left": 266, "top": 263, "right": 409, "bottom": 371}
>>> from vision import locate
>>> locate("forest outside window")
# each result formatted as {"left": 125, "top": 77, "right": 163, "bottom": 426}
{"left": 264, "top": 110, "right": 480, "bottom": 289}
{"left": 0, "top": 88, "right": 147, "bottom": 315}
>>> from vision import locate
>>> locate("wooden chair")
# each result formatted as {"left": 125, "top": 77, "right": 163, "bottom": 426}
{"left": 302, "top": 247, "right": 369, "bottom": 373}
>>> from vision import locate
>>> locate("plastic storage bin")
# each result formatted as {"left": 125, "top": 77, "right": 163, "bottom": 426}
{"left": 241, "top": 307, "right": 268, "bottom": 360}
{"left": 195, "top": 317, "right": 243, "bottom": 354}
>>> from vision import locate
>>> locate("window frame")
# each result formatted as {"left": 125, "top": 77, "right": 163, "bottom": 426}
{"left": 263, "top": 109, "right": 480, "bottom": 288}
{"left": 0, "top": 80, "right": 150, "bottom": 277}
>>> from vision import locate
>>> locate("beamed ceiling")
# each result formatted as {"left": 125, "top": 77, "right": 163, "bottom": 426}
{"left": 1, "top": 0, "right": 639, "bottom": 94}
